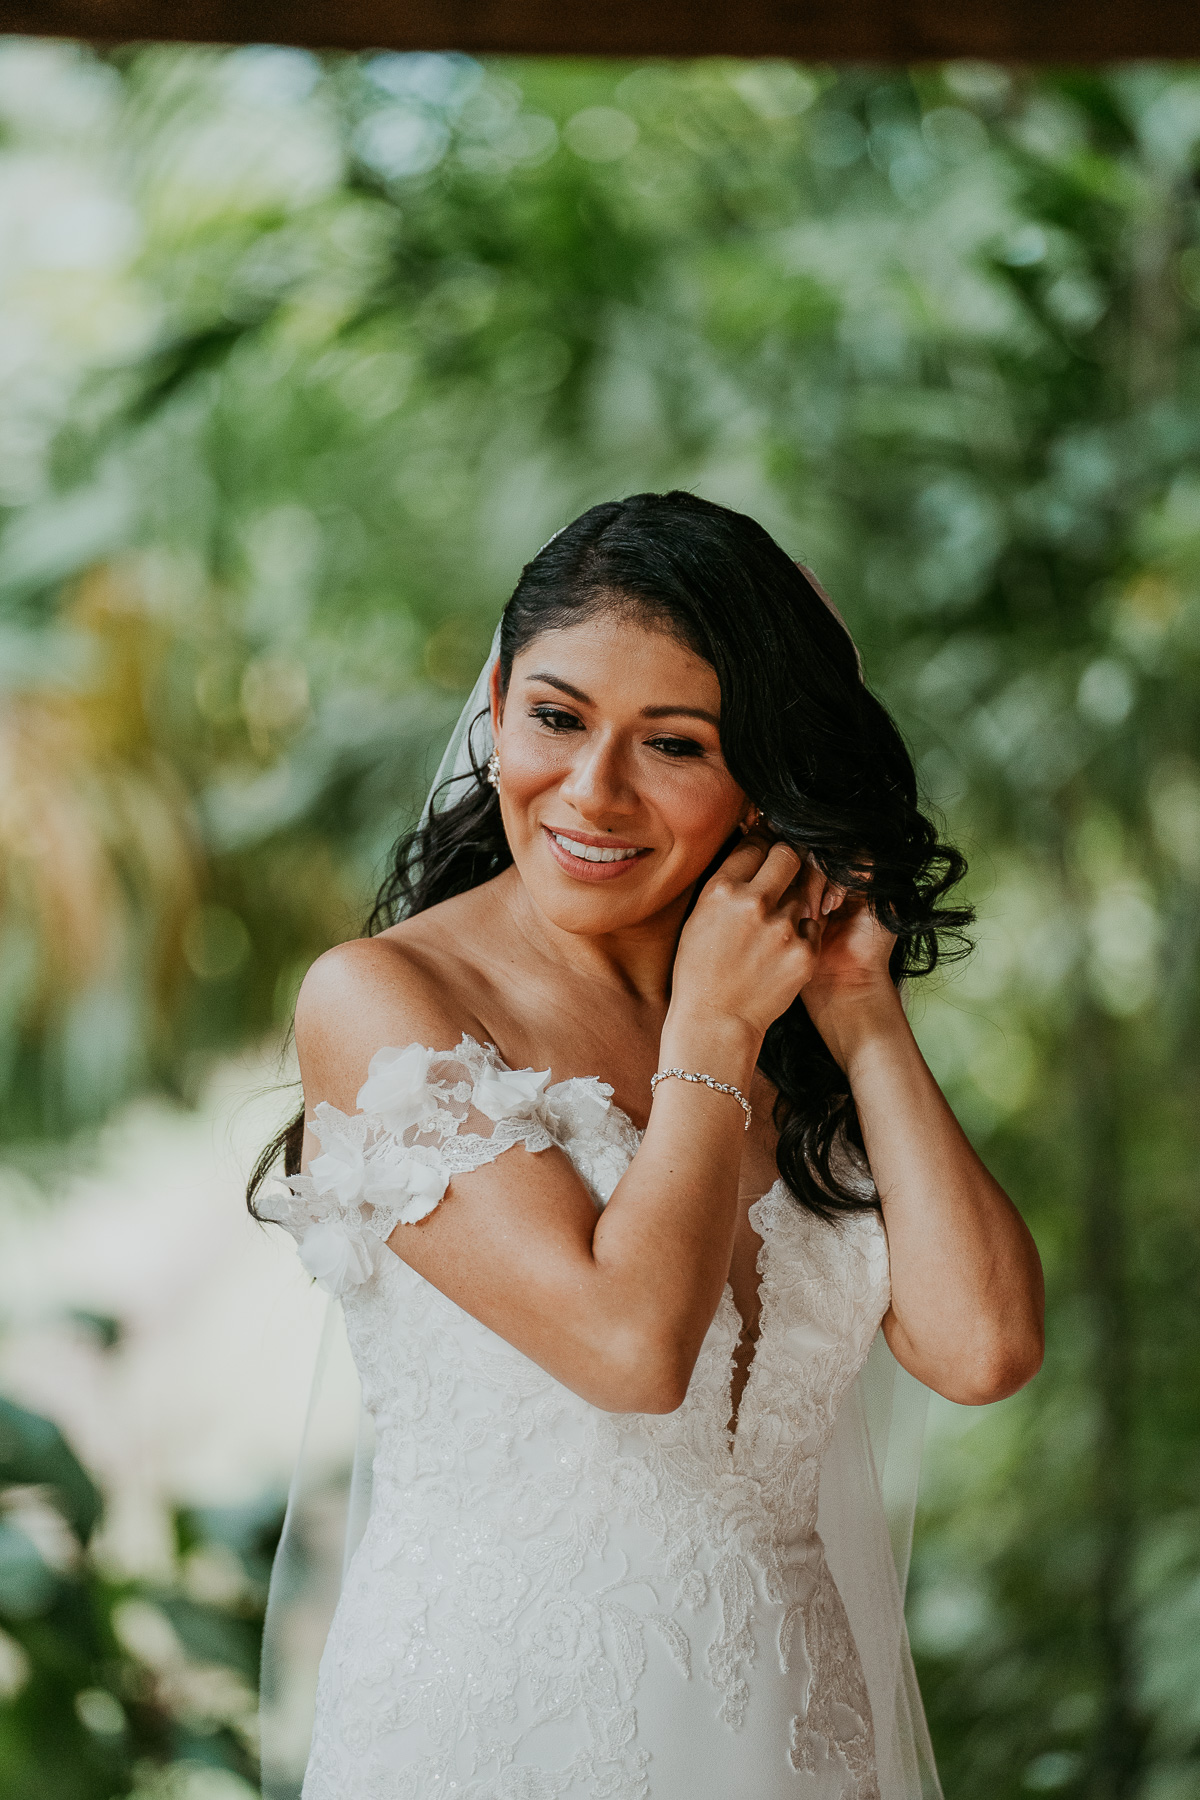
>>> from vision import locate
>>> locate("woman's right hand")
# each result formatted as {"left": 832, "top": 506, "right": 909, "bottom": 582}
{"left": 667, "top": 831, "right": 835, "bottom": 1046}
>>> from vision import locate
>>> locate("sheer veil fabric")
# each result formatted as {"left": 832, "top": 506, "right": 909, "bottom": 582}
{"left": 259, "top": 617, "right": 942, "bottom": 1798}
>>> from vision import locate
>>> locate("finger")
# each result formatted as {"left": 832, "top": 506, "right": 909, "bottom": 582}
{"left": 778, "top": 897, "right": 827, "bottom": 953}
{"left": 749, "top": 838, "right": 806, "bottom": 904}
{"left": 793, "top": 854, "right": 826, "bottom": 921}
{"left": 715, "top": 826, "right": 776, "bottom": 884}
{"left": 775, "top": 856, "right": 822, "bottom": 921}
{"left": 777, "top": 891, "right": 813, "bottom": 933}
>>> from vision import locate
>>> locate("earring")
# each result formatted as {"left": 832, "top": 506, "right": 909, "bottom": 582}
{"left": 486, "top": 749, "right": 501, "bottom": 790}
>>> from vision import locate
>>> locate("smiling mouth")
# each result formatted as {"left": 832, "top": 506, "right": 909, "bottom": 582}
{"left": 550, "top": 831, "right": 644, "bottom": 865}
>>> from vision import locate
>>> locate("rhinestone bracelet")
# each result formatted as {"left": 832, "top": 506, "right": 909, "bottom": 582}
{"left": 649, "top": 1068, "right": 752, "bottom": 1132}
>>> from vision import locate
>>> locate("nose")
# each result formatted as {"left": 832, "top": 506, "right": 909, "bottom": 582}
{"left": 558, "top": 731, "right": 639, "bottom": 825}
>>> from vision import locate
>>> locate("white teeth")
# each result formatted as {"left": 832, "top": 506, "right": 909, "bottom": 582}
{"left": 552, "top": 832, "right": 641, "bottom": 864}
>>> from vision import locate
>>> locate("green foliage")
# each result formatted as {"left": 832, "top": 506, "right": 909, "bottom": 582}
{"left": 1, "top": 38, "right": 1199, "bottom": 1799}
{"left": 0, "top": 1397, "right": 103, "bottom": 1543}
{"left": 0, "top": 1389, "right": 277, "bottom": 1798}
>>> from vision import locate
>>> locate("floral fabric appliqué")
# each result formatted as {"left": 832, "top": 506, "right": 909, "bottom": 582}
{"left": 260, "top": 1036, "right": 561, "bottom": 1297}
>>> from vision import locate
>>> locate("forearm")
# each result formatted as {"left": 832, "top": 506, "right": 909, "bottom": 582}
{"left": 587, "top": 1008, "right": 759, "bottom": 1398}
{"left": 832, "top": 990, "right": 1044, "bottom": 1403}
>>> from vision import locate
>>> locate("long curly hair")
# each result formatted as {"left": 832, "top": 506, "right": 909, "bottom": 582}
{"left": 248, "top": 491, "right": 970, "bottom": 1223}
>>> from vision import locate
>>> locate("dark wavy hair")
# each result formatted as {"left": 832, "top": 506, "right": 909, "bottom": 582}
{"left": 249, "top": 490, "right": 970, "bottom": 1223}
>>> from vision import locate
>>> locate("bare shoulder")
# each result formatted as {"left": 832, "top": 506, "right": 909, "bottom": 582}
{"left": 294, "top": 914, "right": 490, "bottom": 1114}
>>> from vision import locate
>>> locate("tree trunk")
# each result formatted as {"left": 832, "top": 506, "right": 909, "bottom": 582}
{"left": 1076, "top": 1004, "right": 1143, "bottom": 1797}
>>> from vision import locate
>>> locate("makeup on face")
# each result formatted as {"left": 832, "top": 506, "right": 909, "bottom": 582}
{"left": 541, "top": 824, "right": 653, "bottom": 882}
{"left": 493, "top": 616, "right": 748, "bottom": 921}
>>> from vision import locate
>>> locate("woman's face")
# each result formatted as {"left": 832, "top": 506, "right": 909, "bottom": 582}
{"left": 490, "top": 610, "right": 753, "bottom": 937}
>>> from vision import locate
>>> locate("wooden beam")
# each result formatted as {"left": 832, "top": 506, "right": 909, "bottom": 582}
{"left": 3, "top": 0, "right": 1200, "bottom": 61}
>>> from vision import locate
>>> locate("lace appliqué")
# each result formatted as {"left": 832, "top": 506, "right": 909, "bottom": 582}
{"left": 575, "top": 1183, "right": 888, "bottom": 1796}
{"left": 269, "top": 1043, "right": 892, "bottom": 1800}
{"left": 258, "top": 1036, "right": 558, "bottom": 1296}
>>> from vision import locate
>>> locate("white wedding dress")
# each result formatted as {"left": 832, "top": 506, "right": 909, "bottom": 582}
{"left": 262, "top": 1034, "right": 905, "bottom": 1800}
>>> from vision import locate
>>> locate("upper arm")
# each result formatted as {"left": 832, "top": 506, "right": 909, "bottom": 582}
{"left": 286, "top": 936, "right": 628, "bottom": 1389}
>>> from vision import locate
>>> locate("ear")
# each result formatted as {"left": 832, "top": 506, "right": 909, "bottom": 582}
{"left": 488, "top": 659, "right": 504, "bottom": 740}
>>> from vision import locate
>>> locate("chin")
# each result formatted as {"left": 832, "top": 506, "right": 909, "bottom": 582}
{"left": 533, "top": 887, "right": 658, "bottom": 933}
{"left": 521, "top": 868, "right": 678, "bottom": 934}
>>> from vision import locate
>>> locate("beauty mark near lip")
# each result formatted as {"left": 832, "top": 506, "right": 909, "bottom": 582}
{"left": 541, "top": 825, "right": 652, "bottom": 882}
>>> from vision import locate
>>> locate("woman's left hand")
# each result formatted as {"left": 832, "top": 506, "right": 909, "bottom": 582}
{"left": 787, "top": 846, "right": 1044, "bottom": 1407}
{"left": 792, "top": 859, "right": 899, "bottom": 1066}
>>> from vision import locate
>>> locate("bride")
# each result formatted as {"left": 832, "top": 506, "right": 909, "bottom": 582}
{"left": 251, "top": 490, "right": 1044, "bottom": 1800}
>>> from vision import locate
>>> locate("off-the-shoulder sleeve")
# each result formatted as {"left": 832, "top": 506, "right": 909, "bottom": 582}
{"left": 258, "top": 1036, "right": 556, "bottom": 1297}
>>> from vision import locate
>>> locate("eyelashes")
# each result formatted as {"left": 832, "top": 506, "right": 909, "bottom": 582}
{"left": 528, "top": 705, "right": 703, "bottom": 760}
{"left": 649, "top": 737, "right": 704, "bottom": 759}
{"left": 530, "top": 705, "right": 583, "bottom": 733}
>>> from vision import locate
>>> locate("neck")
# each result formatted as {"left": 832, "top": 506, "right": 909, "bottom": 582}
{"left": 494, "top": 865, "right": 689, "bottom": 1004}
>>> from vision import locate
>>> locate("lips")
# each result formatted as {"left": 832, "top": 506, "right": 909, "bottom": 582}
{"left": 541, "top": 826, "right": 651, "bottom": 881}
{"left": 550, "top": 831, "right": 639, "bottom": 864}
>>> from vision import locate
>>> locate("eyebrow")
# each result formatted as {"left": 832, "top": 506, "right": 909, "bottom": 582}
{"left": 524, "top": 672, "right": 719, "bottom": 729}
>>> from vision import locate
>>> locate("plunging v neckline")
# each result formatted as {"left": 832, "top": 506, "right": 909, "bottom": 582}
{"left": 727, "top": 1308, "right": 758, "bottom": 1440}
{"left": 725, "top": 1217, "right": 770, "bottom": 1445}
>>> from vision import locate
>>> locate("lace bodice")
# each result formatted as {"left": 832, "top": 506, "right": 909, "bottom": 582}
{"left": 263, "top": 1037, "right": 891, "bottom": 1800}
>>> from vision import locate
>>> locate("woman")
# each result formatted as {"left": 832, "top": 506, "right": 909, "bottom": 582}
{"left": 252, "top": 491, "right": 1044, "bottom": 1800}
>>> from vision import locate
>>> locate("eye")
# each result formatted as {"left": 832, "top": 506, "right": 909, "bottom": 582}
{"left": 647, "top": 735, "right": 703, "bottom": 759}
{"left": 530, "top": 704, "right": 583, "bottom": 733}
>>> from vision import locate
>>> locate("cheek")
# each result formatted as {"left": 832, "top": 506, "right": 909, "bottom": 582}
{"left": 497, "top": 721, "right": 742, "bottom": 867}
{"left": 500, "top": 731, "right": 571, "bottom": 809}
{"left": 649, "top": 769, "right": 742, "bottom": 865}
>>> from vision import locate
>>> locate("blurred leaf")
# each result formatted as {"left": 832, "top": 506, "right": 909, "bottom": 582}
{"left": 0, "top": 1399, "right": 102, "bottom": 1546}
